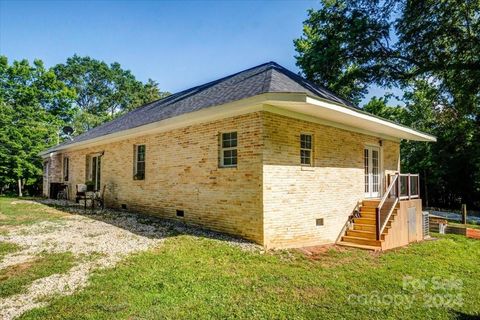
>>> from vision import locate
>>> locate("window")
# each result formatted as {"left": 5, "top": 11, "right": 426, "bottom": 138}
{"left": 134, "top": 145, "right": 146, "bottom": 180}
{"left": 63, "top": 157, "right": 69, "bottom": 181}
{"left": 300, "top": 134, "right": 313, "bottom": 165}
{"left": 220, "top": 132, "right": 237, "bottom": 167}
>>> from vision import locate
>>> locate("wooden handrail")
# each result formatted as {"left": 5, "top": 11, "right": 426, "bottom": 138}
{"left": 375, "top": 173, "right": 421, "bottom": 240}
{"left": 375, "top": 173, "right": 399, "bottom": 240}
{"left": 380, "top": 197, "right": 399, "bottom": 234}
{"left": 377, "top": 174, "right": 398, "bottom": 209}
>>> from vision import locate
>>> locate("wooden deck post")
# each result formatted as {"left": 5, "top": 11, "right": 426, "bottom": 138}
{"left": 462, "top": 204, "right": 467, "bottom": 224}
{"left": 375, "top": 207, "right": 381, "bottom": 241}
{"left": 407, "top": 173, "right": 411, "bottom": 200}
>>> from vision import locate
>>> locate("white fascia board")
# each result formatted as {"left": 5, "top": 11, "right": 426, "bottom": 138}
{"left": 305, "top": 96, "right": 436, "bottom": 141}
{"left": 269, "top": 95, "right": 436, "bottom": 142}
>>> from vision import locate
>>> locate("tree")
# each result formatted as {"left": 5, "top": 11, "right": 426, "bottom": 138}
{"left": 363, "top": 96, "right": 406, "bottom": 122}
{"left": 0, "top": 57, "right": 75, "bottom": 196}
{"left": 294, "top": 0, "right": 480, "bottom": 209}
{"left": 53, "top": 55, "right": 169, "bottom": 134}
{"left": 295, "top": 0, "right": 480, "bottom": 105}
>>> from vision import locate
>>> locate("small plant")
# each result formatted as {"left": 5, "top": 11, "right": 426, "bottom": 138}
{"left": 133, "top": 173, "right": 145, "bottom": 180}
{"left": 85, "top": 181, "right": 95, "bottom": 191}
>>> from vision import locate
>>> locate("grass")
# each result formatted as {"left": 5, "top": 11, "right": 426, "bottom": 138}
{"left": 0, "top": 252, "right": 75, "bottom": 298}
{"left": 1, "top": 197, "right": 479, "bottom": 319}
{"left": 0, "top": 241, "right": 20, "bottom": 260}
{"left": 448, "top": 221, "right": 480, "bottom": 230}
{"left": 19, "top": 234, "right": 480, "bottom": 320}
{"left": 0, "top": 196, "right": 68, "bottom": 226}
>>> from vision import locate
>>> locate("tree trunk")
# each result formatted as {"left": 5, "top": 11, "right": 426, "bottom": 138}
{"left": 17, "top": 178, "right": 23, "bottom": 197}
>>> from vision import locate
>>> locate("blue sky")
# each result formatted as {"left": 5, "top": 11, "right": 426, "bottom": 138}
{"left": 0, "top": 0, "right": 397, "bottom": 106}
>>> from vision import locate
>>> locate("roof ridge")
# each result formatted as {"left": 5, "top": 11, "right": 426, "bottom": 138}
{"left": 262, "top": 68, "right": 273, "bottom": 93}
{"left": 269, "top": 63, "right": 356, "bottom": 108}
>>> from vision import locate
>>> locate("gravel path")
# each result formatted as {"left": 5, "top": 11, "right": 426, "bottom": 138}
{"left": 0, "top": 200, "right": 260, "bottom": 319}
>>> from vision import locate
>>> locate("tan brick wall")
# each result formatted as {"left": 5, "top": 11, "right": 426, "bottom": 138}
{"left": 44, "top": 110, "right": 400, "bottom": 249}
{"left": 59, "top": 112, "right": 264, "bottom": 243}
{"left": 42, "top": 153, "right": 63, "bottom": 197}
{"left": 262, "top": 112, "right": 400, "bottom": 248}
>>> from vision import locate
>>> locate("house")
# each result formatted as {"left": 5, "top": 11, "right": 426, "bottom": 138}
{"left": 40, "top": 62, "right": 436, "bottom": 250}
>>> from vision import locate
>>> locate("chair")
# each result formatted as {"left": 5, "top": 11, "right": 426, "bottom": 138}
{"left": 95, "top": 184, "right": 107, "bottom": 211}
{"left": 57, "top": 184, "right": 69, "bottom": 200}
{"left": 75, "top": 184, "right": 88, "bottom": 209}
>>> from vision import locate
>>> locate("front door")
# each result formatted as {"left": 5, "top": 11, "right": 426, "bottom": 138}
{"left": 364, "top": 146, "right": 380, "bottom": 198}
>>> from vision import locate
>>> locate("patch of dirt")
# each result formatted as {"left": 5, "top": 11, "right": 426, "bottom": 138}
{"left": 297, "top": 244, "right": 348, "bottom": 260}
{"left": 296, "top": 286, "right": 327, "bottom": 300}
{"left": 0, "top": 260, "right": 37, "bottom": 280}
{"left": 9, "top": 200, "right": 42, "bottom": 205}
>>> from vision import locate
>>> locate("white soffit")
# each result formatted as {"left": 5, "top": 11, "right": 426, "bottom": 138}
{"left": 268, "top": 95, "right": 436, "bottom": 142}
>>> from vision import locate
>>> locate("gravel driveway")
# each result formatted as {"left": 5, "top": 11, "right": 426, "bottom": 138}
{"left": 0, "top": 200, "right": 258, "bottom": 319}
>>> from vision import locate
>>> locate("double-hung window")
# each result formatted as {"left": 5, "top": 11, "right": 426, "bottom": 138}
{"left": 63, "top": 157, "right": 69, "bottom": 181}
{"left": 134, "top": 145, "right": 146, "bottom": 180}
{"left": 300, "top": 134, "right": 313, "bottom": 166}
{"left": 220, "top": 132, "right": 237, "bottom": 167}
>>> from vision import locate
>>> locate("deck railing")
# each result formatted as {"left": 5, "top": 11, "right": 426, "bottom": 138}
{"left": 375, "top": 173, "right": 420, "bottom": 240}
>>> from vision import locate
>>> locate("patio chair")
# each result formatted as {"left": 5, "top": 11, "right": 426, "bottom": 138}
{"left": 57, "top": 184, "right": 69, "bottom": 200}
{"left": 75, "top": 184, "right": 88, "bottom": 209}
{"left": 92, "top": 184, "right": 107, "bottom": 211}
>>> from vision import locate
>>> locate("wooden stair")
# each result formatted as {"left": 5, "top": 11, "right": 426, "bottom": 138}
{"left": 338, "top": 199, "right": 398, "bottom": 251}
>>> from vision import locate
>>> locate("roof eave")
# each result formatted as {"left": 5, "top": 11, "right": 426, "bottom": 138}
{"left": 39, "top": 91, "right": 435, "bottom": 157}
{"left": 263, "top": 94, "right": 436, "bottom": 142}
{"left": 302, "top": 96, "right": 436, "bottom": 142}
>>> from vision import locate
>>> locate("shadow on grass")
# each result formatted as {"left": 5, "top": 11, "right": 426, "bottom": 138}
{"left": 36, "top": 199, "right": 258, "bottom": 248}
{"left": 452, "top": 310, "right": 480, "bottom": 319}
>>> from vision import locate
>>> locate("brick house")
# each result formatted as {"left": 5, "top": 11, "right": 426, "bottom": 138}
{"left": 41, "top": 62, "right": 436, "bottom": 250}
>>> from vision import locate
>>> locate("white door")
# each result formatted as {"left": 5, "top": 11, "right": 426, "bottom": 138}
{"left": 364, "top": 146, "right": 380, "bottom": 198}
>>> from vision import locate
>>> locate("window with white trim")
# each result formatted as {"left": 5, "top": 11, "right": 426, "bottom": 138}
{"left": 220, "top": 132, "right": 237, "bottom": 167}
{"left": 63, "top": 156, "right": 69, "bottom": 181}
{"left": 134, "top": 145, "right": 146, "bottom": 180}
{"left": 300, "top": 134, "right": 313, "bottom": 165}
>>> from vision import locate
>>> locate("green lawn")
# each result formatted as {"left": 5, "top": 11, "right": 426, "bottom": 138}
{"left": 448, "top": 221, "right": 480, "bottom": 230}
{"left": 18, "top": 234, "right": 480, "bottom": 320}
{"left": 0, "top": 197, "right": 68, "bottom": 226}
{"left": 0, "top": 241, "right": 20, "bottom": 260}
{"left": 0, "top": 252, "right": 75, "bottom": 298}
{"left": 1, "top": 197, "right": 479, "bottom": 319}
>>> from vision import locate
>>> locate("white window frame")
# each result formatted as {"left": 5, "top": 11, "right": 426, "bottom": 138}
{"left": 63, "top": 156, "right": 69, "bottom": 182}
{"left": 134, "top": 144, "right": 146, "bottom": 180}
{"left": 220, "top": 131, "right": 238, "bottom": 168}
{"left": 300, "top": 133, "right": 313, "bottom": 166}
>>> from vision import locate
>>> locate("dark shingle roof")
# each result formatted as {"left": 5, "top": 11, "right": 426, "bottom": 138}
{"left": 54, "top": 61, "right": 355, "bottom": 149}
